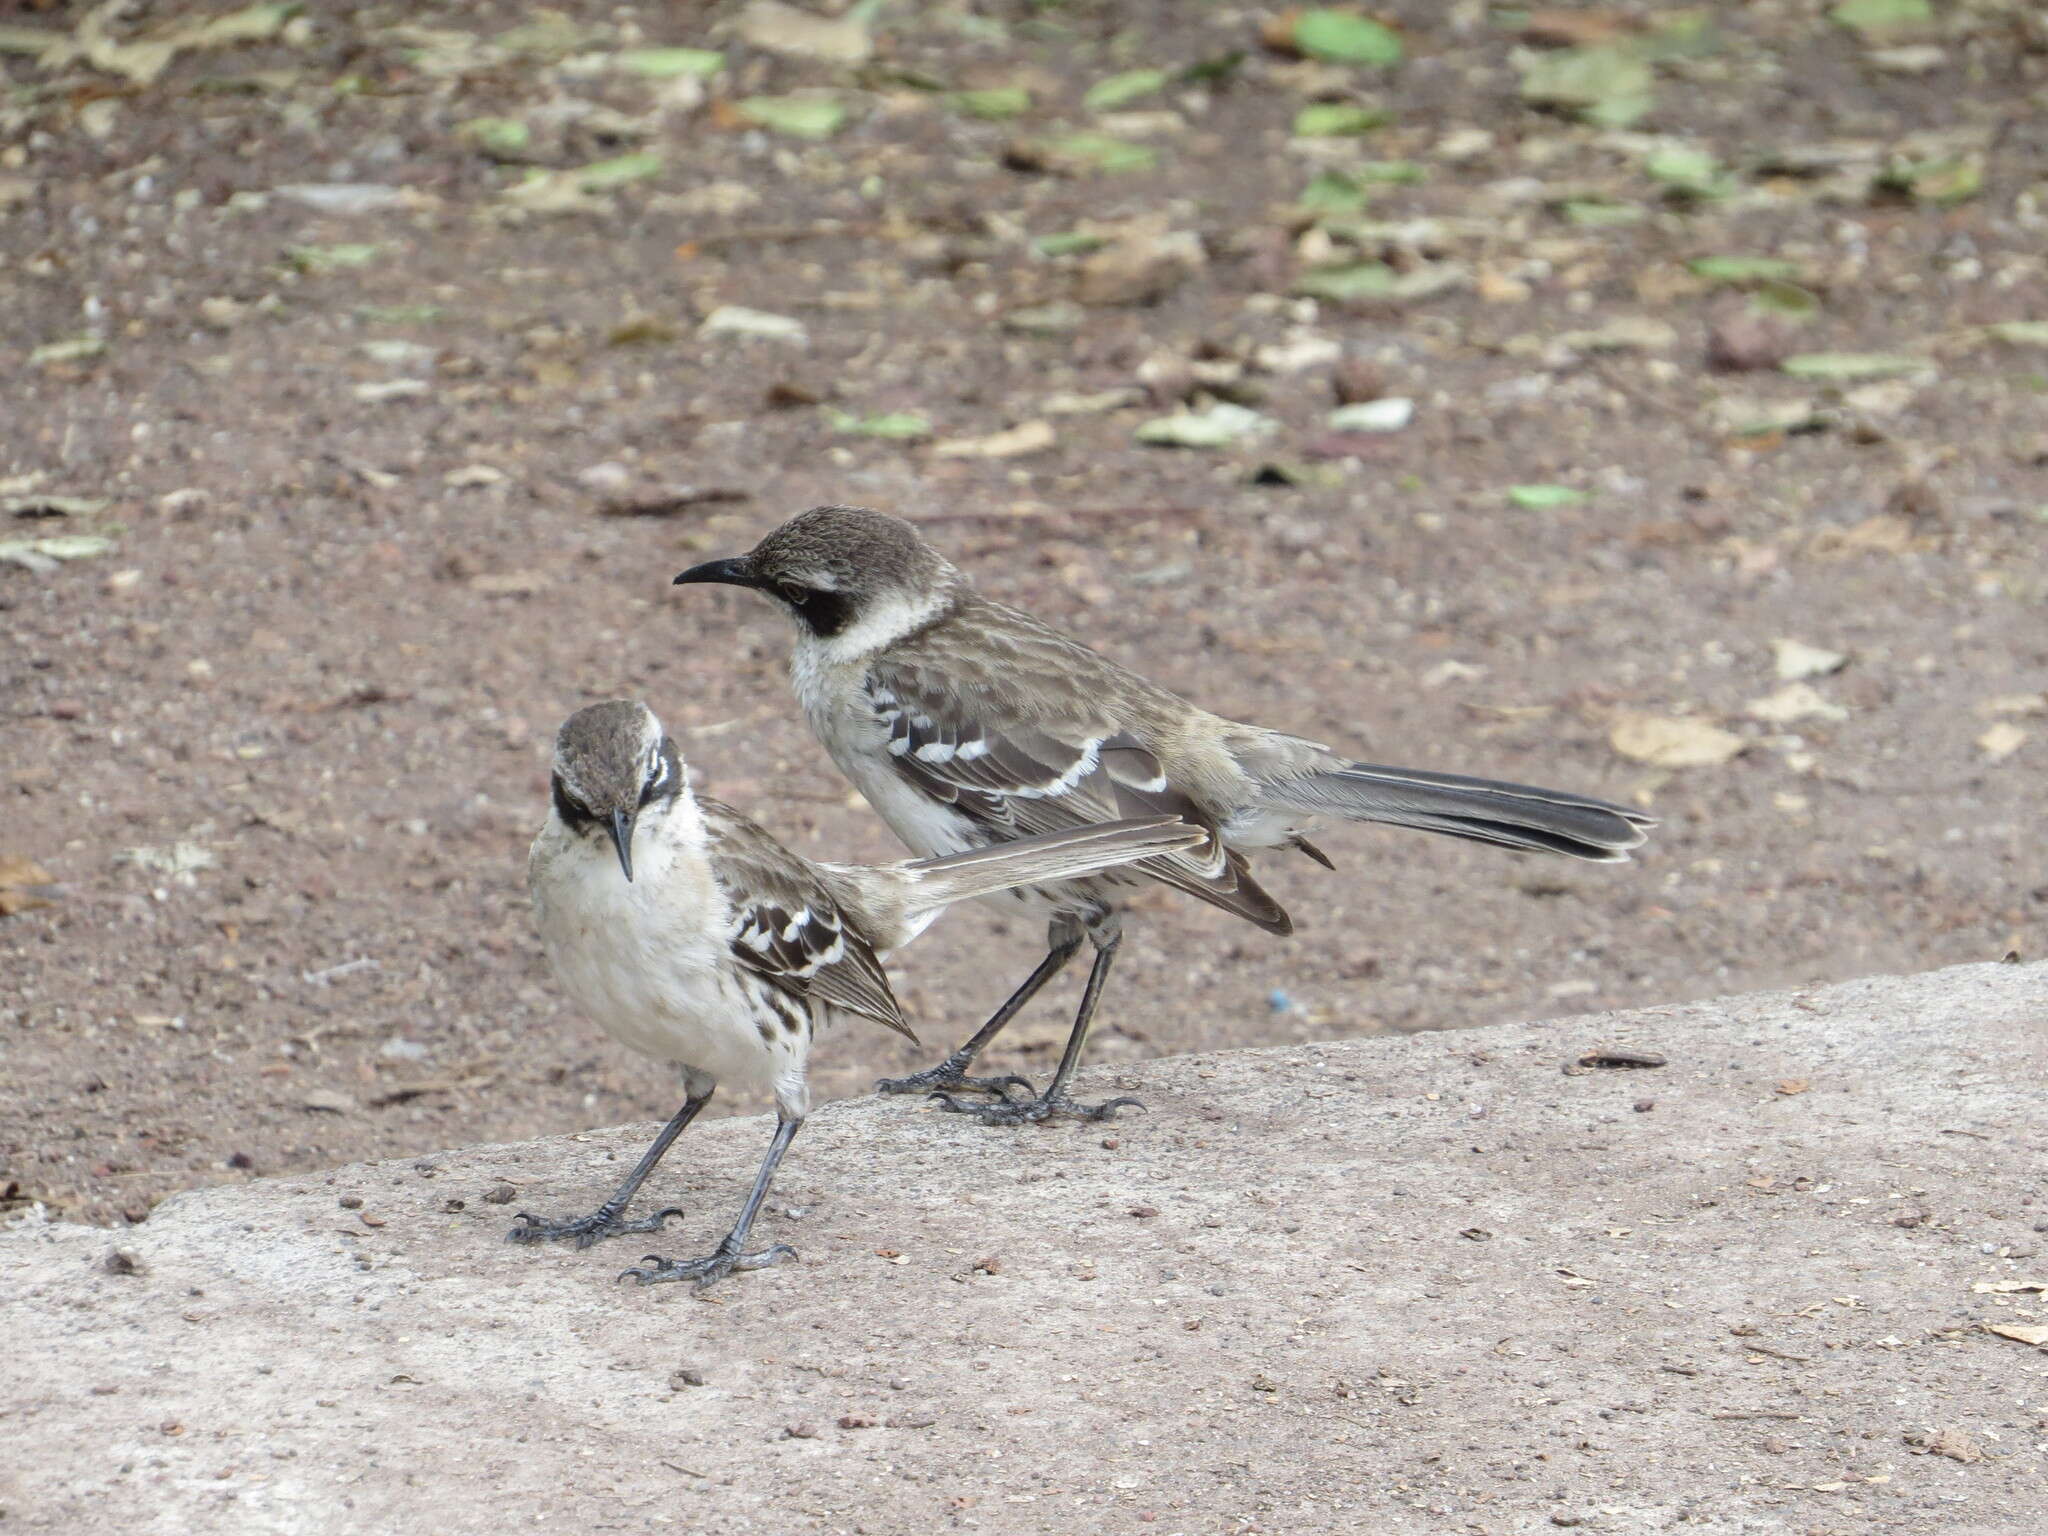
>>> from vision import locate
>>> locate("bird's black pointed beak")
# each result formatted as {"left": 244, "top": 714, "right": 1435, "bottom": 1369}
{"left": 673, "top": 556, "right": 757, "bottom": 590}
{"left": 607, "top": 809, "right": 636, "bottom": 883}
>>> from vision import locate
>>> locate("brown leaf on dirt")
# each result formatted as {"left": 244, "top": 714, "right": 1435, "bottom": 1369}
{"left": 1520, "top": 9, "right": 1643, "bottom": 47}
{"left": 1708, "top": 308, "right": 1798, "bottom": 372}
{"left": 1986, "top": 1323, "right": 2048, "bottom": 1347}
{"left": 1807, "top": 514, "right": 1922, "bottom": 558}
{"left": 1775, "top": 1078, "right": 1812, "bottom": 1096}
{"left": 1074, "top": 219, "right": 1205, "bottom": 307}
{"left": 0, "top": 854, "right": 57, "bottom": 916}
{"left": 1903, "top": 1427, "right": 1983, "bottom": 1463}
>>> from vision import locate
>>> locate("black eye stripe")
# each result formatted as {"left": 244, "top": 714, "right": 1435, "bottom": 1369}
{"left": 551, "top": 773, "right": 596, "bottom": 832}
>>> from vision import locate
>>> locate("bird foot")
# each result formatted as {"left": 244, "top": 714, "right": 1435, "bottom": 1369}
{"left": 929, "top": 1089, "right": 1144, "bottom": 1126}
{"left": 619, "top": 1240, "right": 796, "bottom": 1290}
{"left": 506, "top": 1205, "right": 685, "bottom": 1250}
{"left": 875, "top": 1059, "right": 1035, "bottom": 1099}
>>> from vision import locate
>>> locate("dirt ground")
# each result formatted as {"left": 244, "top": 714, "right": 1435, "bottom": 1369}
{"left": 3, "top": 1, "right": 2045, "bottom": 1227}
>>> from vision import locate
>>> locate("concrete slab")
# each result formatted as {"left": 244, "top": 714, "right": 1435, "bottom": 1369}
{"left": 5, "top": 961, "right": 2047, "bottom": 1534}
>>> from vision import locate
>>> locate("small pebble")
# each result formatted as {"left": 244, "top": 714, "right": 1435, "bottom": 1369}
{"left": 337, "top": 1194, "right": 363, "bottom": 1210}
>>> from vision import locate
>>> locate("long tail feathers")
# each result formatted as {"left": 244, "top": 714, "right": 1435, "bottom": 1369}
{"left": 902, "top": 817, "right": 1206, "bottom": 915}
{"left": 1264, "top": 762, "right": 1654, "bottom": 863}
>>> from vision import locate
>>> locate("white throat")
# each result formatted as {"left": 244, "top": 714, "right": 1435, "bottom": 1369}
{"left": 802, "top": 585, "right": 949, "bottom": 669}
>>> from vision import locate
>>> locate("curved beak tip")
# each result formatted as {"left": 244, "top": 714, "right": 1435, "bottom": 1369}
{"left": 672, "top": 556, "right": 754, "bottom": 589}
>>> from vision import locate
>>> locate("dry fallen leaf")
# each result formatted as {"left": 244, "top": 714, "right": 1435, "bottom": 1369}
{"left": 1986, "top": 1323, "right": 2048, "bottom": 1347}
{"left": 0, "top": 853, "right": 56, "bottom": 916}
{"left": 1775, "top": 1078, "right": 1812, "bottom": 1096}
{"left": 1977, "top": 722, "right": 2027, "bottom": 762}
{"left": 929, "top": 421, "right": 1057, "bottom": 460}
{"left": 1746, "top": 683, "right": 1847, "bottom": 726}
{"left": 1977, "top": 693, "right": 2046, "bottom": 717}
{"left": 1904, "top": 1427, "right": 1983, "bottom": 1463}
{"left": 468, "top": 571, "right": 550, "bottom": 597}
{"left": 1809, "top": 513, "right": 1919, "bottom": 558}
{"left": 1773, "top": 638, "right": 1847, "bottom": 681}
{"left": 1610, "top": 713, "right": 1746, "bottom": 768}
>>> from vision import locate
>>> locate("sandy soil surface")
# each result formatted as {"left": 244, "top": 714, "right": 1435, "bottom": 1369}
{"left": 3, "top": 1, "right": 2045, "bottom": 1225}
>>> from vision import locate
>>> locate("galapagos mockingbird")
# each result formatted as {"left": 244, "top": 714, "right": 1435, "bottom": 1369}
{"left": 517, "top": 698, "right": 1201, "bottom": 1285}
{"left": 674, "top": 506, "right": 1654, "bottom": 1126}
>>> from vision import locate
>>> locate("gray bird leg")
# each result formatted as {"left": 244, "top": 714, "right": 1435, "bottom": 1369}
{"left": 933, "top": 929, "right": 1143, "bottom": 1125}
{"left": 507, "top": 1089, "right": 709, "bottom": 1249}
{"left": 875, "top": 929, "right": 1085, "bottom": 1098}
{"left": 621, "top": 1115, "right": 803, "bottom": 1290}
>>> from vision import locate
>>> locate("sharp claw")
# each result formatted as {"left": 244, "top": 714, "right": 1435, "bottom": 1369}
{"left": 930, "top": 1090, "right": 1147, "bottom": 1126}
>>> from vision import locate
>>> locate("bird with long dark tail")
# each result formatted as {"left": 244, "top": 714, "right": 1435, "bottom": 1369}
{"left": 675, "top": 507, "right": 1654, "bottom": 1126}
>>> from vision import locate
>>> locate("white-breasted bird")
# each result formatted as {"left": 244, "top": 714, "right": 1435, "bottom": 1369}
{"left": 516, "top": 698, "right": 1203, "bottom": 1287}
{"left": 674, "top": 506, "right": 1655, "bottom": 1126}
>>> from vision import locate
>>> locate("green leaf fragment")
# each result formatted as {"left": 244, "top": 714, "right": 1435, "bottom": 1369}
{"left": 1083, "top": 68, "right": 1167, "bottom": 111}
{"left": 1882, "top": 156, "right": 1981, "bottom": 205}
{"left": 458, "top": 117, "right": 531, "bottom": 156}
{"left": 949, "top": 86, "right": 1032, "bottom": 120}
{"left": 1986, "top": 321, "right": 2048, "bottom": 348}
{"left": 1643, "top": 144, "right": 1729, "bottom": 197}
{"left": 1518, "top": 47, "right": 1654, "bottom": 127}
{"left": 1032, "top": 231, "right": 1110, "bottom": 257}
{"left": 573, "top": 153, "right": 663, "bottom": 190}
{"left": 1779, "top": 352, "right": 1930, "bottom": 380}
{"left": 1562, "top": 199, "right": 1644, "bottom": 228}
{"left": 1507, "top": 484, "right": 1586, "bottom": 509}
{"left": 356, "top": 304, "right": 444, "bottom": 325}
{"left": 1689, "top": 255, "right": 1802, "bottom": 284}
{"left": 285, "top": 243, "right": 381, "bottom": 273}
{"left": 1292, "top": 11, "right": 1404, "bottom": 67}
{"left": 1298, "top": 169, "right": 1372, "bottom": 215}
{"left": 1748, "top": 281, "right": 1819, "bottom": 319}
{"left": 1041, "top": 133, "right": 1157, "bottom": 173}
{"left": 824, "top": 409, "right": 931, "bottom": 440}
{"left": 736, "top": 95, "right": 848, "bottom": 140}
{"left": 1829, "top": 0, "right": 1933, "bottom": 37}
{"left": 613, "top": 47, "right": 725, "bottom": 78}
{"left": 1292, "top": 102, "right": 1390, "bottom": 138}
{"left": 495, "top": 13, "right": 598, "bottom": 58}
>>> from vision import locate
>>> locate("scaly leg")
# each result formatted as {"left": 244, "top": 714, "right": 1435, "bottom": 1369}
{"left": 934, "top": 930, "right": 1141, "bottom": 1125}
{"left": 507, "top": 1090, "right": 708, "bottom": 1249}
{"left": 621, "top": 1115, "right": 803, "bottom": 1290}
{"left": 875, "top": 931, "right": 1084, "bottom": 1098}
